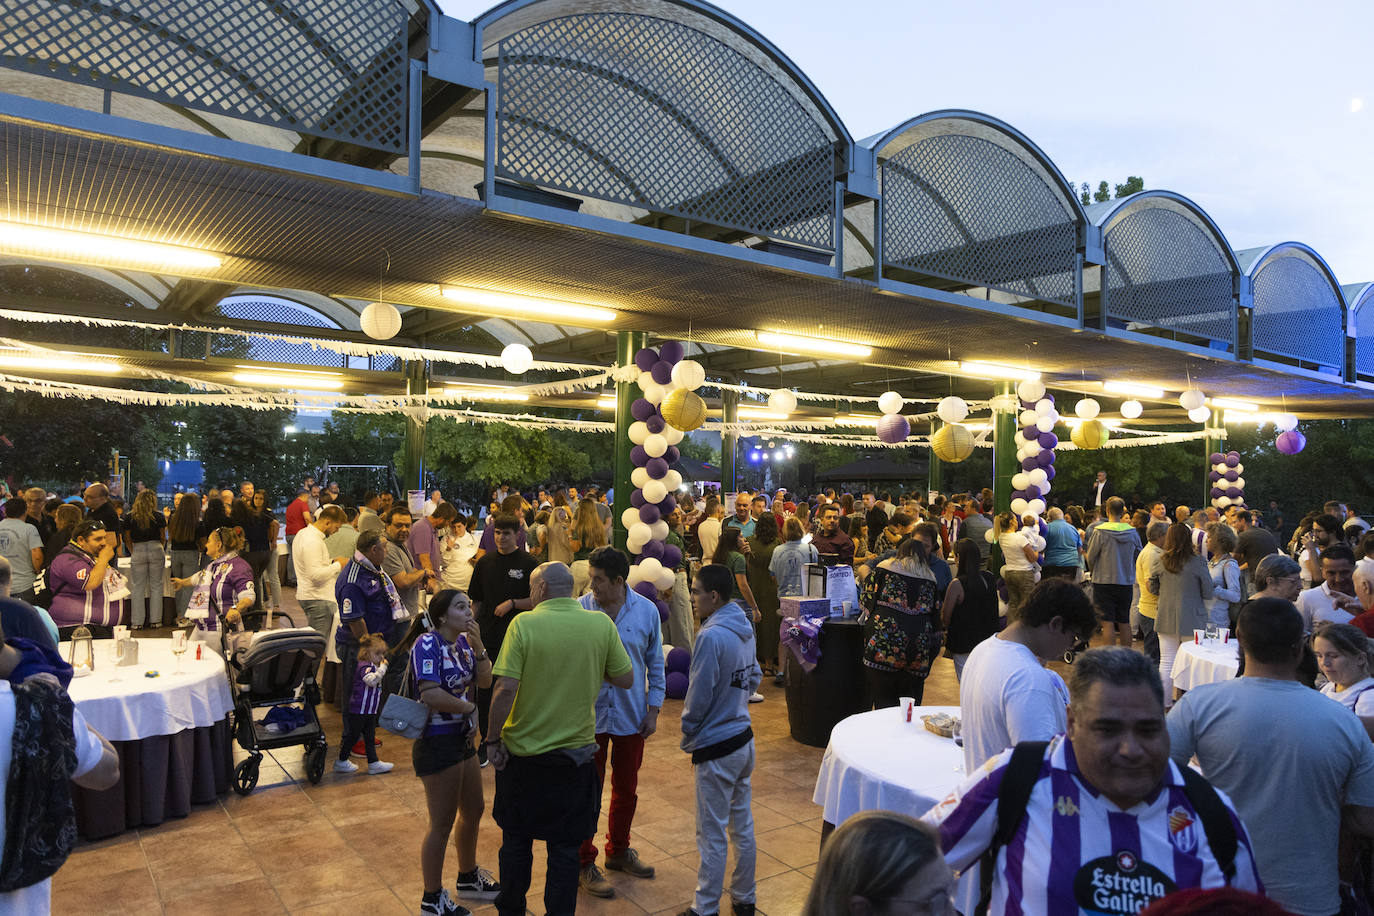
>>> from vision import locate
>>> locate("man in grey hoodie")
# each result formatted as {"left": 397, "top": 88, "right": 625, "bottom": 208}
{"left": 1084, "top": 496, "right": 1142, "bottom": 647}
{"left": 679, "top": 564, "right": 762, "bottom": 916}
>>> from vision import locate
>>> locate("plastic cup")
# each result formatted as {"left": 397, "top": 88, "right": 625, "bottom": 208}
{"left": 1218, "top": 627, "right": 1230, "bottom": 643}
{"left": 842, "top": 600, "right": 853, "bottom": 617}
{"left": 899, "top": 697, "right": 915, "bottom": 723}
{"left": 1194, "top": 629, "right": 1205, "bottom": 644}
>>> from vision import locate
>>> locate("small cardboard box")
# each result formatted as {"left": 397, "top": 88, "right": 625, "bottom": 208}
{"left": 779, "top": 596, "right": 831, "bottom": 620}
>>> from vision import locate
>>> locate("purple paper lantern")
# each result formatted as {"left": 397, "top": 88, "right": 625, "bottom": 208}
{"left": 651, "top": 360, "right": 674, "bottom": 385}
{"left": 639, "top": 504, "right": 661, "bottom": 524}
{"left": 641, "top": 538, "right": 665, "bottom": 560}
{"left": 1276, "top": 430, "right": 1307, "bottom": 455}
{"left": 665, "top": 671, "right": 689, "bottom": 699}
{"left": 1038, "top": 451, "right": 1055, "bottom": 468}
{"left": 1022, "top": 428, "right": 1039, "bottom": 442}
{"left": 658, "top": 341, "right": 685, "bottom": 364}
{"left": 661, "top": 544, "right": 683, "bottom": 569}
{"left": 631, "top": 489, "right": 646, "bottom": 509}
{"left": 645, "top": 414, "right": 666, "bottom": 434}
{"left": 877, "top": 414, "right": 910, "bottom": 444}
{"left": 631, "top": 398, "right": 656, "bottom": 421}
{"left": 633, "top": 581, "right": 658, "bottom": 600}
{"left": 666, "top": 646, "right": 691, "bottom": 673}
{"left": 634, "top": 347, "right": 659, "bottom": 371}
{"left": 630, "top": 445, "right": 648, "bottom": 466}
{"left": 646, "top": 457, "right": 669, "bottom": 479}
{"left": 1209, "top": 470, "right": 1222, "bottom": 482}
{"left": 1045, "top": 465, "right": 1056, "bottom": 480}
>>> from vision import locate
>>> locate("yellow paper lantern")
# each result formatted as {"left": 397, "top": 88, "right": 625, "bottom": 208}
{"left": 660, "top": 387, "right": 708, "bottom": 432}
{"left": 931, "top": 423, "right": 975, "bottom": 463}
{"left": 1071, "top": 419, "right": 1109, "bottom": 450}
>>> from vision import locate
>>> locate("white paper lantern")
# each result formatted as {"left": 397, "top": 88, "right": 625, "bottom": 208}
{"left": 1034, "top": 399, "right": 1055, "bottom": 416}
{"left": 1074, "top": 398, "right": 1101, "bottom": 420}
{"left": 663, "top": 470, "right": 683, "bottom": 491}
{"left": 1179, "top": 389, "right": 1206, "bottom": 411}
{"left": 655, "top": 568, "right": 677, "bottom": 592}
{"left": 1017, "top": 379, "right": 1046, "bottom": 402}
{"left": 1011, "top": 472, "right": 1031, "bottom": 490}
{"left": 1035, "top": 414, "right": 1057, "bottom": 433}
{"left": 1028, "top": 468, "right": 1048, "bottom": 488}
{"left": 631, "top": 467, "right": 650, "bottom": 488}
{"left": 1187, "top": 405, "right": 1211, "bottom": 423}
{"left": 1028, "top": 498, "right": 1046, "bottom": 516}
{"left": 937, "top": 396, "right": 969, "bottom": 424}
{"left": 1019, "top": 409, "right": 1037, "bottom": 427}
{"left": 1120, "top": 399, "right": 1143, "bottom": 420}
{"left": 769, "top": 388, "right": 798, "bottom": 414}
{"left": 628, "top": 421, "right": 649, "bottom": 445}
{"left": 628, "top": 522, "right": 652, "bottom": 545}
{"left": 642, "top": 479, "right": 667, "bottom": 504}
{"left": 1010, "top": 497, "right": 1029, "bottom": 516}
{"left": 643, "top": 433, "right": 668, "bottom": 458}
{"left": 621, "top": 507, "right": 641, "bottom": 530}
{"left": 878, "top": 391, "right": 905, "bottom": 416}
{"left": 1276, "top": 412, "right": 1299, "bottom": 432}
{"left": 360, "top": 301, "right": 402, "bottom": 340}
{"left": 643, "top": 383, "right": 666, "bottom": 405}
{"left": 662, "top": 425, "right": 684, "bottom": 445}
{"left": 650, "top": 520, "right": 669, "bottom": 541}
{"left": 671, "top": 359, "right": 706, "bottom": 391}
{"left": 501, "top": 343, "right": 534, "bottom": 375}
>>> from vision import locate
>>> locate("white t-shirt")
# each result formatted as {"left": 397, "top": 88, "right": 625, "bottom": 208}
{"left": 959, "top": 635, "right": 1069, "bottom": 774}
{"left": 1299, "top": 547, "right": 1316, "bottom": 588}
{"left": 1296, "top": 582, "right": 1355, "bottom": 632}
{"left": 697, "top": 518, "right": 722, "bottom": 561}
{"left": 0, "top": 682, "right": 104, "bottom": 914}
{"left": 439, "top": 531, "right": 478, "bottom": 592}
{"left": 1322, "top": 677, "right": 1374, "bottom": 717}
{"left": 998, "top": 532, "right": 1036, "bottom": 571}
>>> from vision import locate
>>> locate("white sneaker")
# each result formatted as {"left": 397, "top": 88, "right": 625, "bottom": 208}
{"left": 748, "top": 692, "right": 764, "bottom": 703}
{"left": 368, "top": 760, "right": 395, "bottom": 775}
{"left": 333, "top": 758, "right": 359, "bottom": 774}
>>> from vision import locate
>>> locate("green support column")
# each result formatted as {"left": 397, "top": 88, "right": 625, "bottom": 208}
{"left": 927, "top": 419, "right": 943, "bottom": 501}
{"left": 1204, "top": 407, "right": 1225, "bottom": 508}
{"left": 990, "top": 382, "right": 1017, "bottom": 570}
{"left": 402, "top": 360, "right": 428, "bottom": 492}
{"left": 722, "top": 388, "right": 739, "bottom": 495}
{"left": 612, "top": 331, "right": 647, "bottom": 552}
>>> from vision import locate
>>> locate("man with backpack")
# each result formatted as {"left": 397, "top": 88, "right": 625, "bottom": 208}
{"left": 924, "top": 647, "right": 1260, "bottom": 915}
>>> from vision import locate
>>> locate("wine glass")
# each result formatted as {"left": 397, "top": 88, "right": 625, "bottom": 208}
{"left": 170, "top": 630, "right": 188, "bottom": 675}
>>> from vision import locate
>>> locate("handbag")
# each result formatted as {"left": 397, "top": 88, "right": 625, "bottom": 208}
{"left": 379, "top": 653, "right": 430, "bottom": 739}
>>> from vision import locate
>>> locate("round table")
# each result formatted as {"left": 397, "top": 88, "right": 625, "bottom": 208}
{"left": 1171, "top": 639, "right": 1240, "bottom": 692}
{"left": 812, "top": 705, "right": 965, "bottom": 827}
{"left": 66, "top": 638, "right": 235, "bottom": 838}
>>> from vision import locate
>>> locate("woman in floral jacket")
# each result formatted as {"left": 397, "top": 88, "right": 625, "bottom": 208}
{"left": 859, "top": 537, "right": 943, "bottom": 708}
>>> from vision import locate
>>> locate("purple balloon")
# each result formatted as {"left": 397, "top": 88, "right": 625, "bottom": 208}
{"left": 655, "top": 599, "right": 670, "bottom": 622}
{"left": 633, "top": 581, "right": 658, "bottom": 600}
{"left": 631, "top": 489, "right": 646, "bottom": 509}
{"left": 631, "top": 398, "right": 656, "bottom": 421}
{"left": 1223, "top": 469, "right": 1238, "bottom": 482}
{"left": 1208, "top": 470, "right": 1222, "bottom": 482}
{"left": 1038, "top": 432, "right": 1058, "bottom": 449}
{"left": 1037, "top": 450, "right": 1055, "bottom": 468}
{"left": 1045, "top": 465, "right": 1056, "bottom": 480}
{"left": 664, "top": 446, "right": 680, "bottom": 466}
{"left": 1276, "top": 430, "right": 1306, "bottom": 455}
{"left": 1038, "top": 519, "right": 1048, "bottom": 536}
{"left": 1022, "top": 428, "right": 1039, "bottom": 443}
{"left": 639, "top": 504, "right": 661, "bottom": 524}
{"left": 646, "top": 457, "right": 669, "bottom": 479}
{"left": 1227, "top": 451, "right": 1240, "bottom": 461}
{"left": 658, "top": 494, "right": 676, "bottom": 515}
{"left": 645, "top": 414, "right": 666, "bottom": 434}
{"left": 1211, "top": 487, "right": 1224, "bottom": 499}
{"left": 1209, "top": 452, "right": 1224, "bottom": 464}
{"left": 634, "top": 348, "right": 659, "bottom": 371}
{"left": 1021, "top": 457, "right": 1038, "bottom": 471}
{"left": 1011, "top": 489, "right": 1027, "bottom": 501}
{"left": 1226, "top": 487, "right": 1243, "bottom": 498}
{"left": 661, "top": 544, "right": 683, "bottom": 569}
{"left": 651, "top": 360, "right": 674, "bottom": 385}
{"left": 640, "top": 538, "right": 664, "bottom": 560}
{"left": 630, "top": 445, "right": 648, "bottom": 466}
{"left": 666, "top": 645, "right": 691, "bottom": 673}
{"left": 665, "top": 670, "right": 689, "bottom": 699}
{"left": 658, "top": 341, "right": 685, "bottom": 364}
{"left": 1024, "top": 485, "right": 1041, "bottom": 500}
{"left": 877, "top": 414, "right": 910, "bottom": 444}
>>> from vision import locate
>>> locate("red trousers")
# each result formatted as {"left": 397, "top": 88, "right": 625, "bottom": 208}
{"left": 579, "top": 731, "right": 645, "bottom": 866}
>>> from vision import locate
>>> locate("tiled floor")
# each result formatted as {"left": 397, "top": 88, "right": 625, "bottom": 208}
{"left": 54, "top": 600, "right": 974, "bottom": 916}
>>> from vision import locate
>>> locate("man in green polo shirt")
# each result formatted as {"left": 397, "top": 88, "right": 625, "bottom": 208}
{"left": 485, "top": 561, "right": 633, "bottom": 916}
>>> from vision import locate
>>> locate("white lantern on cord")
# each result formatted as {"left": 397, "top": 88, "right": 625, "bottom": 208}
{"left": 878, "top": 391, "right": 905, "bottom": 416}
{"left": 500, "top": 343, "right": 534, "bottom": 375}
{"left": 1034, "top": 399, "right": 1055, "bottom": 416}
{"left": 1179, "top": 389, "right": 1206, "bottom": 411}
{"left": 1028, "top": 498, "right": 1046, "bottom": 516}
{"left": 1074, "top": 398, "right": 1101, "bottom": 420}
{"left": 1276, "top": 413, "right": 1299, "bottom": 432}
{"left": 1028, "top": 468, "right": 1048, "bottom": 488}
{"left": 650, "top": 520, "right": 669, "bottom": 541}
{"left": 637, "top": 557, "right": 663, "bottom": 579}
{"left": 1023, "top": 439, "right": 1043, "bottom": 457}
{"left": 628, "top": 523, "right": 652, "bottom": 545}
{"left": 360, "top": 302, "right": 401, "bottom": 340}
{"left": 1010, "top": 497, "right": 1029, "bottom": 516}
{"left": 769, "top": 389, "right": 798, "bottom": 414}
{"left": 937, "top": 396, "right": 969, "bottom": 424}
{"left": 1187, "top": 406, "right": 1211, "bottom": 423}
{"left": 655, "top": 567, "right": 676, "bottom": 591}
{"left": 643, "top": 434, "right": 668, "bottom": 458}
{"left": 671, "top": 359, "right": 706, "bottom": 391}
{"left": 1120, "top": 399, "right": 1143, "bottom": 420}
{"left": 1017, "top": 379, "right": 1046, "bottom": 402}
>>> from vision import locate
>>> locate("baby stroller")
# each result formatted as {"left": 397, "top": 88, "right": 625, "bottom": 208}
{"left": 221, "top": 611, "right": 330, "bottom": 794}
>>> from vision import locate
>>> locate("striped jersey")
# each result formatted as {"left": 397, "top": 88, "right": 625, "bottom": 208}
{"left": 922, "top": 736, "right": 1262, "bottom": 916}
{"left": 348, "top": 662, "right": 386, "bottom": 716}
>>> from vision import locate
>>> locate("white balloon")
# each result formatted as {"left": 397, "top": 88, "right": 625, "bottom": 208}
{"left": 1234, "top": 463, "right": 1244, "bottom": 475}
{"left": 663, "top": 470, "right": 683, "bottom": 491}
{"left": 1011, "top": 472, "right": 1031, "bottom": 490}
{"left": 1187, "top": 405, "right": 1211, "bottom": 423}
{"left": 769, "top": 388, "right": 798, "bottom": 414}
{"left": 1234, "top": 477, "right": 1245, "bottom": 490}
{"left": 1040, "top": 480, "right": 1051, "bottom": 495}
{"left": 628, "top": 538, "right": 646, "bottom": 555}
{"left": 662, "top": 425, "right": 684, "bottom": 445}
{"left": 621, "top": 507, "right": 640, "bottom": 530}
{"left": 630, "top": 467, "right": 650, "bottom": 488}
{"left": 643, "top": 383, "right": 666, "bottom": 405}
{"left": 627, "top": 566, "right": 645, "bottom": 586}
{"left": 1214, "top": 496, "right": 1231, "bottom": 509}
{"left": 1276, "top": 412, "right": 1299, "bottom": 432}
{"left": 1017, "top": 379, "right": 1046, "bottom": 402}
{"left": 642, "top": 479, "right": 667, "bottom": 504}
{"left": 1023, "top": 439, "right": 1043, "bottom": 457}
{"left": 1035, "top": 414, "right": 1056, "bottom": 433}
{"left": 629, "top": 522, "right": 652, "bottom": 544}
{"left": 500, "top": 343, "right": 533, "bottom": 375}
{"left": 671, "top": 359, "right": 706, "bottom": 391}
{"left": 1019, "top": 409, "right": 1037, "bottom": 427}
{"left": 637, "top": 557, "right": 663, "bottom": 578}
{"left": 937, "top": 396, "right": 969, "bottom": 424}
{"left": 643, "top": 433, "right": 668, "bottom": 458}
{"left": 1034, "top": 398, "right": 1055, "bottom": 416}
{"left": 1028, "top": 498, "right": 1046, "bottom": 516}
{"left": 1074, "top": 398, "right": 1100, "bottom": 420}
{"left": 1010, "top": 497, "right": 1029, "bottom": 516}
{"left": 1120, "top": 399, "right": 1143, "bottom": 420}
{"left": 878, "top": 391, "right": 905, "bottom": 416}
{"left": 1028, "top": 468, "right": 1048, "bottom": 488}
{"left": 650, "top": 520, "right": 669, "bottom": 541}
{"left": 638, "top": 370, "right": 656, "bottom": 390}
{"left": 656, "top": 568, "right": 677, "bottom": 592}
{"left": 628, "top": 421, "right": 649, "bottom": 445}
{"left": 1179, "top": 389, "right": 1206, "bottom": 411}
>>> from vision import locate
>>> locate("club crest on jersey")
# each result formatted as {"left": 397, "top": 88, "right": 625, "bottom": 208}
{"left": 1168, "top": 806, "right": 1198, "bottom": 854}
{"left": 1055, "top": 795, "right": 1079, "bottom": 817}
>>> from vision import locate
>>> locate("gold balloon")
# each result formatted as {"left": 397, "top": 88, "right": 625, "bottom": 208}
{"left": 1071, "top": 419, "right": 1109, "bottom": 450}
{"left": 931, "top": 423, "right": 975, "bottom": 463}
{"left": 660, "top": 387, "right": 707, "bottom": 432}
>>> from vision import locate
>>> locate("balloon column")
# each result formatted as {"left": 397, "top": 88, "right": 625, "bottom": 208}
{"left": 623, "top": 342, "right": 702, "bottom": 624}
{"left": 1208, "top": 451, "right": 1245, "bottom": 510}
{"left": 1011, "top": 379, "right": 1055, "bottom": 518}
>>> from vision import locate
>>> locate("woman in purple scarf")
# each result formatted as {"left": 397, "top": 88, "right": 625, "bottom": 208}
{"left": 170, "top": 526, "right": 255, "bottom": 655}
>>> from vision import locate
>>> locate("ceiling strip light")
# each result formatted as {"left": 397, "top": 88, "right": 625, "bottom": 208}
{"left": 439, "top": 287, "right": 616, "bottom": 324}
{"left": 0, "top": 351, "right": 124, "bottom": 374}
{"left": 755, "top": 331, "right": 872, "bottom": 360}
{"left": 444, "top": 384, "right": 529, "bottom": 402}
{"left": 0, "top": 221, "right": 222, "bottom": 271}
{"left": 233, "top": 372, "right": 345, "bottom": 390}
{"left": 1208, "top": 397, "right": 1260, "bottom": 413}
{"left": 596, "top": 396, "right": 618, "bottom": 410}
{"left": 1102, "top": 380, "right": 1166, "bottom": 399}
{"left": 736, "top": 406, "right": 791, "bottom": 421}
{"left": 959, "top": 360, "right": 1041, "bottom": 382}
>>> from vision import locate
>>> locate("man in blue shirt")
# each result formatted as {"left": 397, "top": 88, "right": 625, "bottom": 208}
{"left": 335, "top": 530, "right": 404, "bottom": 757}
{"left": 1041, "top": 507, "right": 1084, "bottom": 580}
{"left": 721, "top": 492, "right": 756, "bottom": 539}
{"left": 577, "top": 547, "right": 665, "bottom": 899}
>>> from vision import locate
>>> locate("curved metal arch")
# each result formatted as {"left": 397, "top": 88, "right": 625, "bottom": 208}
{"left": 1346, "top": 283, "right": 1374, "bottom": 328}
{"left": 216, "top": 290, "right": 353, "bottom": 330}
{"left": 473, "top": 0, "right": 853, "bottom": 147}
{"left": 1345, "top": 283, "right": 1374, "bottom": 377}
{"left": 1091, "top": 190, "right": 1241, "bottom": 276}
{"left": 1239, "top": 241, "right": 1346, "bottom": 292}
{"left": 865, "top": 109, "right": 1087, "bottom": 226}
{"left": 0, "top": 260, "right": 164, "bottom": 311}
{"left": 1243, "top": 242, "right": 1347, "bottom": 371}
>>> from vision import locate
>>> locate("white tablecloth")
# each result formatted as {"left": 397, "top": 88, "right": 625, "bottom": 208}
{"left": 813, "top": 706, "right": 966, "bottom": 826}
{"left": 66, "top": 638, "right": 234, "bottom": 741}
{"left": 1171, "top": 639, "right": 1240, "bottom": 692}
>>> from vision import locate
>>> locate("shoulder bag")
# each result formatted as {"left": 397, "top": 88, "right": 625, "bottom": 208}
{"left": 379, "top": 651, "right": 430, "bottom": 739}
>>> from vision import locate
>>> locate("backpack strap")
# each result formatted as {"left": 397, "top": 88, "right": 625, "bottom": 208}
{"left": 977, "top": 741, "right": 1049, "bottom": 915}
{"left": 1178, "top": 765, "right": 1238, "bottom": 883}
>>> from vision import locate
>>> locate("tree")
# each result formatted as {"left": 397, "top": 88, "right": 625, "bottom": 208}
{"left": 0, "top": 391, "right": 169, "bottom": 491}
{"left": 1093, "top": 181, "right": 1111, "bottom": 203}
{"left": 1115, "top": 176, "right": 1144, "bottom": 198}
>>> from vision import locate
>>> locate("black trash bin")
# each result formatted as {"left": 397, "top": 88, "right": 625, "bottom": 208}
{"left": 785, "top": 618, "right": 871, "bottom": 747}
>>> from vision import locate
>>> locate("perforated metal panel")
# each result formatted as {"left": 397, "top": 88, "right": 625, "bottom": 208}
{"left": 1252, "top": 253, "right": 1344, "bottom": 369}
{"left": 0, "top": 0, "right": 409, "bottom": 152}
{"left": 1104, "top": 207, "right": 1235, "bottom": 347}
{"left": 881, "top": 134, "right": 1078, "bottom": 306}
{"left": 216, "top": 298, "right": 345, "bottom": 367}
{"left": 495, "top": 13, "right": 836, "bottom": 250}
{"left": 1352, "top": 289, "right": 1374, "bottom": 377}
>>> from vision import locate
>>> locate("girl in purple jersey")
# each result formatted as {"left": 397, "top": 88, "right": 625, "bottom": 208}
{"left": 334, "top": 635, "right": 391, "bottom": 775}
